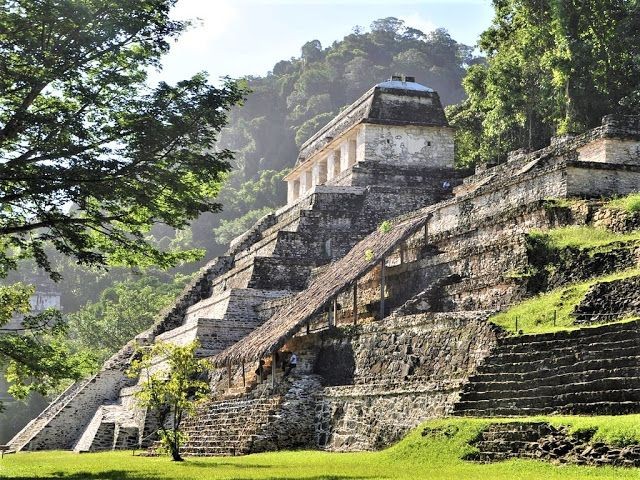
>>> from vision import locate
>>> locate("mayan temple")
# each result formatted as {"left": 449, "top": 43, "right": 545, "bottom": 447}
{"left": 9, "top": 76, "right": 640, "bottom": 456}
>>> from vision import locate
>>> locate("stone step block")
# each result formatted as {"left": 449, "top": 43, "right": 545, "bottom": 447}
{"left": 498, "top": 322, "right": 640, "bottom": 350}
{"left": 455, "top": 400, "right": 640, "bottom": 417}
{"left": 470, "top": 356, "right": 640, "bottom": 383}
{"left": 456, "top": 392, "right": 640, "bottom": 414}
{"left": 479, "top": 346, "right": 640, "bottom": 375}
{"left": 485, "top": 336, "right": 640, "bottom": 365}
{"left": 464, "top": 370, "right": 640, "bottom": 399}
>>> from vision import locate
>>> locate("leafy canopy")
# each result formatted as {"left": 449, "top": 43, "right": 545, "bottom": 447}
{"left": 0, "top": 283, "right": 89, "bottom": 401}
{"left": 448, "top": 0, "right": 640, "bottom": 166}
{"left": 66, "top": 275, "right": 189, "bottom": 369}
{"left": 0, "top": 0, "right": 246, "bottom": 279}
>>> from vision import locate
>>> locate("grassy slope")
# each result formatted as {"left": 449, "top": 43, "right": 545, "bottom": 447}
{"left": 493, "top": 267, "right": 640, "bottom": 334}
{"left": 533, "top": 226, "right": 640, "bottom": 253}
{"left": 494, "top": 223, "right": 640, "bottom": 334}
{"left": 606, "top": 193, "right": 640, "bottom": 213}
{"left": 4, "top": 417, "right": 640, "bottom": 480}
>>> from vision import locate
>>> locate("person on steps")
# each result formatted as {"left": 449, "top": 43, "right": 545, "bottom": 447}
{"left": 283, "top": 352, "right": 297, "bottom": 378}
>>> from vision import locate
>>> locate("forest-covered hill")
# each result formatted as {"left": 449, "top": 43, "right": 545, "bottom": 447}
{"left": 191, "top": 18, "right": 480, "bottom": 258}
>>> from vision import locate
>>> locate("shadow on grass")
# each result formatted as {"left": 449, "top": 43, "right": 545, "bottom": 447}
{"left": 180, "top": 460, "right": 271, "bottom": 469}
{"left": 32, "top": 474, "right": 377, "bottom": 480}
{"left": 23, "top": 472, "right": 151, "bottom": 480}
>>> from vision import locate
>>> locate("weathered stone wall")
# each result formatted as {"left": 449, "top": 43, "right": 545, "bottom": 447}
{"left": 252, "top": 376, "right": 323, "bottom": 452}
{"left": 566, "top": 163, "right": 640, "bottom": 198}
{"left": 468, "top": 421, "right": 640, "bottom": 468}
{"left": 578, "top": 137, "right": 640, "bottom": 165}
{"left": 362, "top": 124, "right": 454, "bottom": 168}
{"left": 574, "top": 275, "right": 640, "bottom": 324}
{"left": 304, "top": 312, "right": 498, "bottom": 451}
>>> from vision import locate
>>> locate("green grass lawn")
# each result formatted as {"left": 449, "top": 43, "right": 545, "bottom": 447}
{"left": 4, "top": 417, "right": 640, "bottom": 479}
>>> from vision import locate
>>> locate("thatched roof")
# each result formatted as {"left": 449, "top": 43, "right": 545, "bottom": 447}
{"left": 213, "top": 207, "right": 434, "bottom": 366}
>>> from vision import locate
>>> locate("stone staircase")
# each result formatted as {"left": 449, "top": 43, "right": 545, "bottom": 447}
{"left": 171, "top": 396, "right": 284, "bottom": 456}
{"left": 454, "top": 320, "right": 640, "bottom": 416}
{"left": 466, "top": 422, "right": 556, "bottom": 462}
{"left": 73, "top": 404, "right": 137, "bottom": 453}
{"left": 7, "top": 379, "right": 86, "bottom": 452}
{"left": 7, "top": 359, "right": 133, "bottom": 451}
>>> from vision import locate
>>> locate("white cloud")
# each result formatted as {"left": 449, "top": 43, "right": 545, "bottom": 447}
{"left": 399, "top": 13, "right": 436, "bottom": 36}
{"left": 169, "top": 0, "right": 238, "bottom": 54}
{"left": 148, "top": 0, "right": 239, "bottom": 84}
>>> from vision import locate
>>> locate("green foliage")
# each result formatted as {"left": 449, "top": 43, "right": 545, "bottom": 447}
{"left": 542, "top": 197, "right": 578, "bottom": 210}
{"left": 294, "top": 112, "right": 334, "bottom": 147}
{"left": 213, "top": 207, "right": 274, "bottom": 245}
{"left": 364, "top": 249, "right": 375, "bottom": 262}
{"left": 492, "top": 267, "right": 640, "bottom": 334}
{"left": 128, "top": 341, "right": 210, "bottom": 461}
{"left": 378, "top": 220, "right": 393, "bottom": 233}
{"left": 551, "top": 415, "right": 640, "bottom": 447}
{"left": 0, "top": 0, "right": 246, "bottom": 279}
{"left": 606, "top": 193, "right": 640, "bottom": 213}
{"left": 0, "top": 282, "right": 32, "bottom": 326}
{"left": 450, "top": 0, "right": 640, "bottom": 166}
{"left": 66, "top": 275, "right": 189, "bottom": 369}
{"left": 0, "top": 284, "right": 89, "bottom": 403}
{"left": 0, "top": 0, "right": 244, "bottom": 414}
{"left": 531, "top": 226, "right": 640, "bottom": 254}
{"left": 7, "top": 417, "right": 640, "bottom": 478}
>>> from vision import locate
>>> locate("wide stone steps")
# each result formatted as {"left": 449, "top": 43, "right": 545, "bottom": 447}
{"left": 474, "top": 349, "right": 640, "bottom": 378}
{"left": 168, "top": 396, "right": 283, "bottom": 457}
{"left": 208, "top": 256, "right": 318, "bottom": 293}
{"left": 498, "top": 324, "right": 640, "bottom": 350}
{"left": 227, "top": 187, "right": 366, "bottom": 261}
{"left": 234, "top": 230, "right": 328, "bottom": 265}
{"left": 454, "top": 320, "right": 640, "bottom": 416}
{"left": 485, "top": 332, "right": 640, "bottom": 366}
{"left": 457, "top": 387, "right": 640, "bottom": 410}
{"left": 465, "top": 366, "right": 640, "bottom": 396}
{"left": 467, "top": 355, "right": 640, "bottom": 386}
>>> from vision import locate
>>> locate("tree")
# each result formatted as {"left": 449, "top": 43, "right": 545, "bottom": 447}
{"left": 0, "top": 0, "right": 246, "bottom": 279}
{"left": 67, "top": 275, "right": 189, "bottom": 367}
{"left": 0, "top": 283, "right": 89, "bottom": 402}
{"left": 449, "top": 0, "right": 640, "bottom": 166}
{"left": 128, "top": 341, "right": 210, "bottom": 461}
{"left": 301, "top": 40, "right": 323, "bottom": 65}
{"left": 0, "top": 0, "right": 245, "bottom": 401}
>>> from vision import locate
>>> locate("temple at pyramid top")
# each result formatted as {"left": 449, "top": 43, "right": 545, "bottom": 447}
{"left": 284, "top": 75, "right": 454, "bottom": 205}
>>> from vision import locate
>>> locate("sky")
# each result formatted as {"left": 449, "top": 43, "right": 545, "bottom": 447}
{"left": 150, "top": 0, "right": 495, "bottom": 85}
